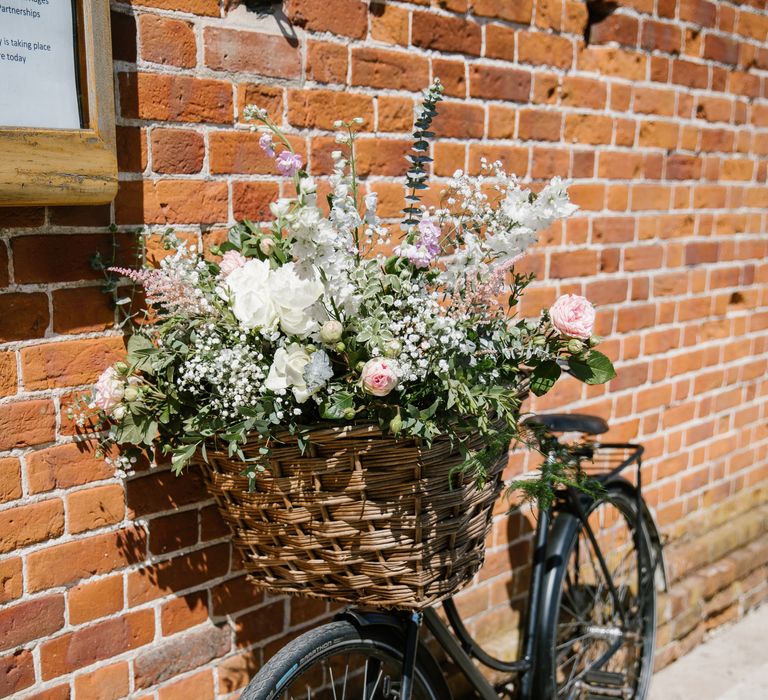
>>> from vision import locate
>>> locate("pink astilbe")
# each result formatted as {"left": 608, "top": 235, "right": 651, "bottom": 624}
{"left": 450, "top": 256, "right": 522, "bottom": 320}
{"left": 109, "top": 265, "right": 211, "bottom": 317}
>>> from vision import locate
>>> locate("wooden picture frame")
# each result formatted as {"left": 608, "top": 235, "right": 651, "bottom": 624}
{"left": 0, "top": 0, "right": 117, "bottom": 206}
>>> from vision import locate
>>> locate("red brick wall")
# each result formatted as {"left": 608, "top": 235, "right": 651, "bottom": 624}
{"left": 1, "top": 0, "right": 768, "bottom": 697}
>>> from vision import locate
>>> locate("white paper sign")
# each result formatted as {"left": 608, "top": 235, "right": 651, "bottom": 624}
{"left": 0, "top": 0, "right": 81, "bottom": 129}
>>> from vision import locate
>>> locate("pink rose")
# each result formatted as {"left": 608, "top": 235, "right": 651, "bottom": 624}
{"left": 219, "top": 250, "right": 247, "bottom": 277}
{"left": 93, "top": 366, "right": 125, "bottom": 412}
{"left": 361, "top": 358, "right": 399, "bottom": 397}
{"left": 549, "top": 294, "right": 595, "bottom": 339}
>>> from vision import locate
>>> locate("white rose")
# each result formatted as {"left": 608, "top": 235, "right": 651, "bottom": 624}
{"left": 269, "top": 262, "right": 324, "bottom": 338}
{"left": 224, "top": 259, "right": 278, "bottom": 330}
{"left": 265, "top": 344, "right": 312, "bottom": 403}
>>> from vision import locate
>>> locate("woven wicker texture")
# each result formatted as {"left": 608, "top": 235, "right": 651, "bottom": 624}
{"left": 199, "top": 423, "right": 506, "bottom": 610}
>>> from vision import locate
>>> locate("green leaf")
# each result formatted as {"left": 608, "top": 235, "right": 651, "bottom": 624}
{"left": 568, "top": 351, "right": 617, "bottom": 385}
{"left": 531, "top": 361, "right": 561, "bottom": 397}
{"left": 171, "top": 443, "right": 198, "bottom": 475}
{"left": 127, "top": 334, "right": 156, "bottom": 371}
{"left": 321, "top": 392, "right": 355, "bottom": 420}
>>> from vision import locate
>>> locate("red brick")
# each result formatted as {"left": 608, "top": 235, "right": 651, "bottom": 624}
{"left": 111, "top": 9, "right": 137, "bottom": 63}
{"left": 472, "top": 0, "right": 532, "bottom": 22}
{"left": 13, "top": 233, "right": 138, "bottom": 284}
{"left": 565, "top": 114, "right": 613, "bottom": 145}
{"left": 152, "top": 129, "right": 205, "bottom": 174}
{"left": 378, "top": 96, "right": 415, "bottom": 132}
{"left": 550, "top": 250, "right": 599, "bottom": 278}
{"left": 561, "top": 76, "right": 607, "bottom": 110}
{"left": 680, "top": 0, "right": 717, "bottom": 28}
{"left": 139, "top": 13, "right": 196, "bottom": 68}
{"left": 469, "top": 65, "right": 531, "bottom": 102}
{"left": 159, "top": 669, "right": 214, "bottom": 700}
{"left": 518, "top": 32, "right": 573, "bottom": 69}
{"left": 116, "top": 125, "right": 147, "bottom": 173}
{"left": 370, "top": 2, "right": 409, "bottom": 45}
{"left": 67, "top": 484, "right": 125, "bottom": 535}
{"left": 115, "top": 180, "right": 229, "bottom": 225}
{"left": 351, "top": 48, "right": 429, "bottom": 91}
{"left": 355, "top": 139, "right": 411, "bottom": 177}
{"left": 0, "top": 400, "right": 56, "bottom": 451}
{"left": 204, "top": 27, "right": 300, "bottom": 78}
{"left": 74, "top": 662, "right": 130, "bottom": 700}
{"left": 27, "top": 528, "right": 145, "bottom": 593}
{"left": 41, "top": 610, "right": 154, "bottom": 679}
{"left": 518, "top": 109, "right": 562, "bottom": 142}
{"left": 69, "top": 576, "right": 124, "bottom": 626}
{"left": 0, "top": 558, "right": 22, "bottom": 604}
{"left": 211, "top": 575, "right": 263, "bottom": 617}
{"left": 161, "top": 591, "right": 209, "bottom": 635}
{"left": 0, "top": 595, "right": 64, "bottom": 652}
{"left": 432, "top": 59, "right": 467, "bottom": 98}
{"left": 0, "top": 650, "right": 35, "bottom": 697}
{"left": 52, "top": 287, "right": 114, "bottom": 335}
{"left": 589, "top": 13, "right": 639, "bottom": 47}
{"left": 412, "top": 12, "right": 481, "bottom": 55}
{"left": 641, "top": 21, "right": 682, "bottom": 54}
{"left": 306, "top": 41, "right": 348, "bottom": 85}
{"left": 288, "top": 90, "right": 374, "bottom": 130}
{"left": 0, "top": 293, "right": 49, "bottom": 342}
{"left": 284, "top": 0, "right": 368, "bottom": 39}
{"left": 0, "top": 457, "right": 22, "bottom": 503}
{"left": 672, "top": 59, "right": 709, "bottom": 89}
{"left": 578, "top": 46, "right": 646, "bottom": 80}
{"left": 235, "top": 601, "right": 285, "bottom": 647}
{"left": 0, "top": 499, "right": 64, "bottom": 554}
{"left": 433, "top": 102, "right": 485, "bottom": 139}
{"left": 133, "top": 624, "right": 230, "bottom": 689}
{"left": 0, "top": 353, "right": 16, "bottom": 399}
{"left": 127, "top": 543, "right": 230, "bottom": 605}
{"left": 232, "top": 181, "right": 281, "bottom": 221}
{"left": 119, "top": 72, "right": 232, "bottom": 124}
{"left": 484, "top": 24, "right": 516, "bottom": 62}
{"left": 21, "top": 336, "right": 124, "bottom": 391}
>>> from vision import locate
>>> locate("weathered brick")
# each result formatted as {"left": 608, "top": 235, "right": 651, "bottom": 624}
{"left": 27, "top": 528, "right": 146, "bottom": 592}
{"left": 0, "top": 400, "right": 56, "bottom": 451}
{"left": 133, "top": 624, "right": 230, "bottom": 688}
{"left": 151, "top": 129, "right": 205, "bottom": 174}
{"left": 0, "top": 293, "right": 49, "bottom": 342}
{"left": 0, "top": 595, "right": 64, "bottom": 652}
{"left": 139, "top": 13, "right": 196, "bottom": 68}
{"left": 204, "top": 27, "right": 300, "bottom": 78}
{"left": 0, "top": 558, "right": 23, "bottom": 604}
{"left": 469, "top": 65, "right": 531, "bottom": 102}
{"left": 41, "top": 610, "right": 154, "bottom": 679}
{"left": 412, "top": 12, "right": 481, "bottom": 56}
{"left": 119, "top": 72, "right": 233, "bottom": 124}
{"left": 288, "top": 90, "right": 374, "bottom": 130}
{"left": 74, "top": 662, "right": 130, "bottom": 700}
{"left": 0, "top": 499, "right": 64, "bottom": 554}
{"left": 306, "top": 41, "right": 348, "bottom": 85}
{"left": 472, "top": 0, "right": 532, "bottom": 23}
{"left": 67, "top": 484, "right": 125, "bottom": 534}
{"left": 69, "top": 575, "right": 124, "bottom": 626}
{"left": 0, "top": 650, "right": 35, "bottom": 696}
{"left": 284, "top": 0, "right": 368, "bottom": 39}
{"left": 351, "top": 48, "right": 429, "bottom": 91}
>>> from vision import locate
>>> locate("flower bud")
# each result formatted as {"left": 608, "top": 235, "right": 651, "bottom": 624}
{"left": 320, "top": 320, "right": 344, "bottom": 344}
{"left": 123, "top": 386, "right": 140, "bottom": 402}
{"left": 259, "top": 237, "right": 276, "bottom": 256}
{"left": 343, "top": 407, "right": 356, "bottom": 420}
{"left": 114, "top": 361, "right": 129, "bottom": 375}
{"left": 567, "top": 339, "right": 584, "bottom": 354}
{"left": 333, "top": 119, "right": 344, "bottom": 129}
{"left": 389, "top": 413, "right": 403, "bottom": 435}
{"left": 589, "top": 336, "right": 601, "bottom": 347}
{"left": 533, "top": 336, "right": 547, "bottom": 346}
{"left": 383, "top": 340, "right": 402, "bottom": 358}
{"left": 112, "top": 405, "right": 127, "bottom": 420}
{"left": 352, "top": 117, "right": 365, "bottom": 125}
{"left": 335, "top": 342, "right": 346, "bottom": 353}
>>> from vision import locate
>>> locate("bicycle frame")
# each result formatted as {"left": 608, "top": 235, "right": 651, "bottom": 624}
{"left": 336, "top": 440, "right": 656, "bottom": 700}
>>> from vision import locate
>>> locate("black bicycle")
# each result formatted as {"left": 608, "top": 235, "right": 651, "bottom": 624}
{"left": 239, "top": 413, "right": 667, "bottom": 700}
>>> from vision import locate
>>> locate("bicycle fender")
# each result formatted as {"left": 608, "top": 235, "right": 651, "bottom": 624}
{"left": 334, "top": 608, "right": 454, "bottom": 699}
{"left": 602, "top": 477, "right": 669, "bottom": 592}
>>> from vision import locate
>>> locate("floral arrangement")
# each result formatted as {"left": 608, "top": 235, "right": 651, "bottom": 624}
{"left": 80, "top": 81, "right": 615, "bottom": 498}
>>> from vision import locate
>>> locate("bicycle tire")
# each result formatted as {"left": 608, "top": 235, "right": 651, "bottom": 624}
{"left": 534, "top": 480, "right": 657, "bottom": 699}
{"left": 239, "top": 619, "right": 450, "bottom": 700}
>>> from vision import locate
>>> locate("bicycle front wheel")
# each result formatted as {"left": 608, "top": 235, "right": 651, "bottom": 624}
{"left": 534, "top": 482, "right": 657, "bottom": 699}
{"left": 239, "top": 619, "right": 449, "bottom": 700}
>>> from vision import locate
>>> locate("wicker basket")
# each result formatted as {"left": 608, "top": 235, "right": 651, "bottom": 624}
{"left": 199, "top": 423, "right": 506, "bottom": 610}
